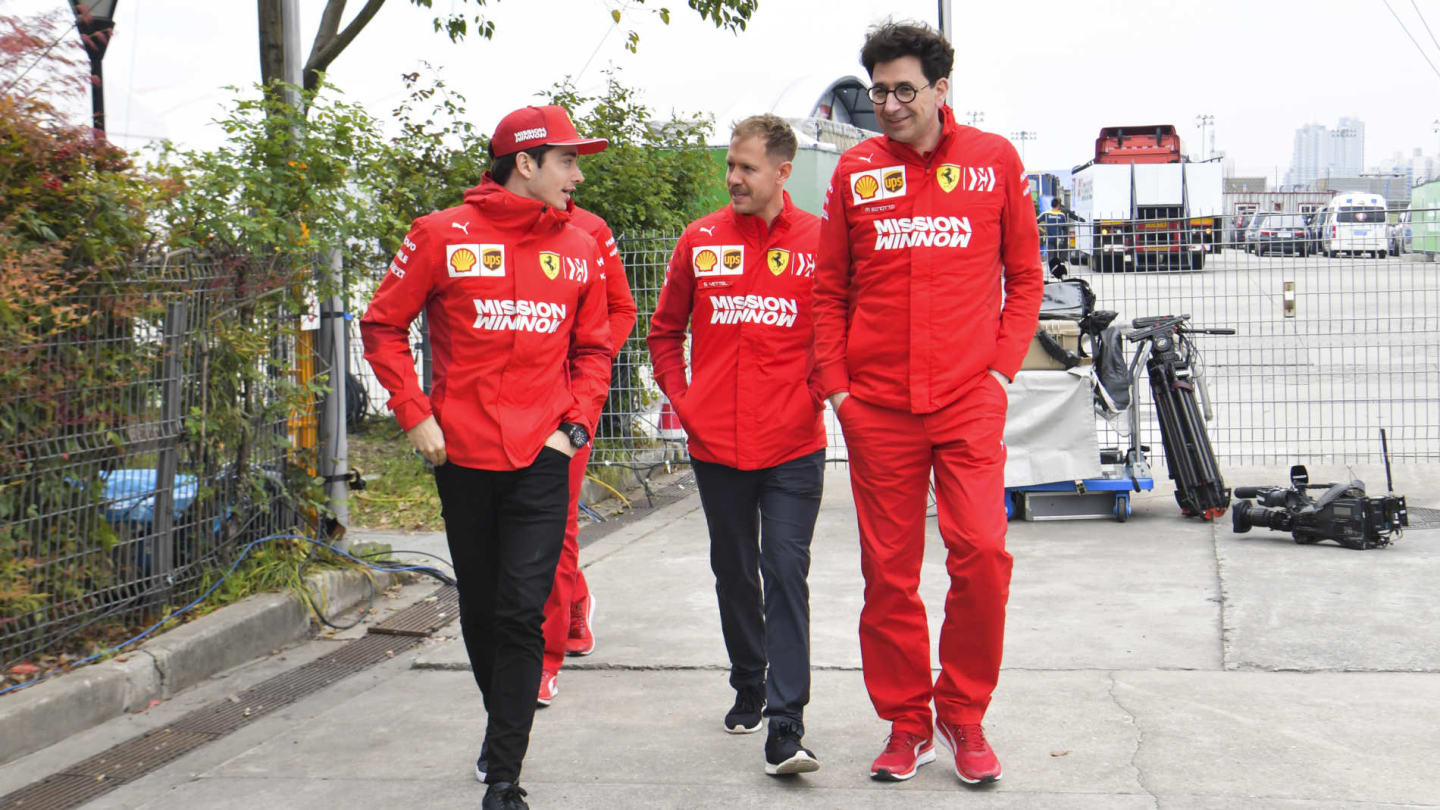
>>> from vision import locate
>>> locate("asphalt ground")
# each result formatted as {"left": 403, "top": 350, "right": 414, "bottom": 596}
{"left": 4, "top": 461, "right": 1438, "bottom": 809}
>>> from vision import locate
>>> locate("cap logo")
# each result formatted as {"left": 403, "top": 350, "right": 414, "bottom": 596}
{"left": 514, "top": 127, "right": 547, "bottom": 142}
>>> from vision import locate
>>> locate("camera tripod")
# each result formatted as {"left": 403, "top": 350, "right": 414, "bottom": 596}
{"left": 1126, "top": 315, "right": 1235, "bottom": 520}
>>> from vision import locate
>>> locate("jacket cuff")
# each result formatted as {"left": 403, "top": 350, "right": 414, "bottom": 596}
{"left": 390, "top": 396, "right": 433, "bottom": 432}
{"left": 991, "top": 347, "right": 1026, "bottom": 383}
{"left": 817, "top": 365, "right": 850, "bottom": 399}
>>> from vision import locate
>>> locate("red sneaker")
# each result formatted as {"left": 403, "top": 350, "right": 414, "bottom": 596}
{"left": 565, "top": 593, "right": 596, "bottom": 657}
{"left": 870, "top": 730, "right": 936, "bottom": 781}
{"left": 936, "top": 720, "right": 1002, "bottom": 784}
{"left": 536, "top": 669, "right": 559, "bottom": 707}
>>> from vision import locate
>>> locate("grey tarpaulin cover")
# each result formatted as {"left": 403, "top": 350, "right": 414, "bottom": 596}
{"left": 1003, "top": 368, "right": 1102, "bottom": 487}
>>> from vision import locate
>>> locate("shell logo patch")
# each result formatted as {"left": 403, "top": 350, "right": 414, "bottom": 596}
{"left": 766, "top": 248, "right": 790, "bottom": 276}
{"left": 694, "top": 245, "right": 745, "bottom": 277}
{"left": 539, "top": 251, "right": 560, "bottom": 280}
{"left": 850, "top": 165, "right": 908, "bottom": 205}
{"left": 448, "top": 243, "right": 505, "bottom": 277}
{"left": 937, "top": 164, "right": 961, "bottom": 194}
{"left": 853, "top": 174, "right": 880, "bottom": 200}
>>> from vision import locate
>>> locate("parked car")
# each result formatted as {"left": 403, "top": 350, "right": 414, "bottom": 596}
{"left": 1243, "top": 214, "right": 1269, "bottom": 252}
{"left": 1230, "top": 212, "right": 1258, "bottom": 251}
{"left": 1388, "top": 209, "right": 1412, "bottom": 256}
{"left": 1250, "top": 213, "right": 1311, "bottom": 256}
{"left": 1313, "top": 192, "right": 1389, "bottom": 258}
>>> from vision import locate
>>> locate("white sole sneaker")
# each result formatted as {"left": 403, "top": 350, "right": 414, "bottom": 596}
{"left": 723, "top": 717, "right": 763, "bottom": 734}
{"left": 567, "top": 594, "right": 597, "bottom": 657}
{"left": 870, "top": 746, "right": 935, "bottom": 781}
{"left": 536, "top": 672, "right": 558, "bottom": 707}
{"left": 766, "top": 751, "right": 821, "bottom": 776}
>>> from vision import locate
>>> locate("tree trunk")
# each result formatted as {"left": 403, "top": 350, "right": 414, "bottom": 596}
{"left": 257, "top": 0, "right": 285, "bottom": 87}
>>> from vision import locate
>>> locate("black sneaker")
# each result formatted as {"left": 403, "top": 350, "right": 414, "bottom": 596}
{"left": 473, "top": 740, "right": 489, "bottom": 783}
{"left": 765, "top": 720, "right": 820, "bottom": 775}
{"left": 482, "top": 781, "right": 528, "bottom": 810}
{"left": 723, "top": 685, "right": 765, "bottom": 734}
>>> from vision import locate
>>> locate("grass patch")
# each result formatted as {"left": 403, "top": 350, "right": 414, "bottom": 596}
{"left": 347, "top": 418, "right": 444, "bottom": 531}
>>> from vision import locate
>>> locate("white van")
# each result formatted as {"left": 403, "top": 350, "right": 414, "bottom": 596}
{"left": 1313, "top": 192, "right": 1389, "bottom": 258}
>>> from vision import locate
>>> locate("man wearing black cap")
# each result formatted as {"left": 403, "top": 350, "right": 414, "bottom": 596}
{"left": 362, "top": 105, "right": 613, "bottom": 810}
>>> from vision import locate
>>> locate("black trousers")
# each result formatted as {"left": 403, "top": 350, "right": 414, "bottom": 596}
{"left": 691, "top": 449, "right": 825, "bottom": 729}
{"left": 433, "top": 448, "right": 570, "bottom": 784}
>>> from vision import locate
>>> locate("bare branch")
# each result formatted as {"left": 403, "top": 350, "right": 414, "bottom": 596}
{"left": 304, "top": 0, "right": 387, "bottom": 92}
{"left": 309, "top": 0, "right": 348, "bottom": 60}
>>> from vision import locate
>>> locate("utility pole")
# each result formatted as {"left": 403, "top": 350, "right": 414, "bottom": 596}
{"left": 965, "top": 111, "right": 985, "bottom": 127}
{"left": 279, "top": 0, "right": 349, "bottom": 538}
{"left": 938, "top": 0, "right": 953, "bottom": 107}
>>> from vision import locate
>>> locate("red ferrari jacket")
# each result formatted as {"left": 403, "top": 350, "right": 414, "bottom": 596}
{"left": 647, "top": 193, "right": 826, "bottom": 470}
{"left": 360, "top": 179, "right": 612, "bottom": 471}
{"left": 813, "top": 106, "right": 1043, "bottom": 414}
{"left": 569, "top": 203, "right": 638, "bottom": 356}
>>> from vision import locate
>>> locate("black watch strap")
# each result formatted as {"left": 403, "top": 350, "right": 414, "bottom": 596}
{"left": 559, "top": 421, "right": 589, "bottom": 449}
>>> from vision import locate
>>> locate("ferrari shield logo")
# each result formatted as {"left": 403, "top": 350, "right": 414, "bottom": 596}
{"left": 937, "top": 164, "right": 962, "bottom": 194}
{"left": 539, "top": 251, "right": 560, "bottom": 280}
{"left": 766, "top": 248, "right": 790, "bottom": 276}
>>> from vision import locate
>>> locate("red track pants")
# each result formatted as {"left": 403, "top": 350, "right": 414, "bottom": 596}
{"left": 838, "top": 374, "right": 1012, "bottom": 735}
{"left": 541, "top": 443, "right": 592, "bottom": 673}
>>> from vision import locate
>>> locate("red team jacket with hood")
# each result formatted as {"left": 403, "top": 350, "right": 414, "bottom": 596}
{"left": 361, "top": 179, "right": 613, "bottom": 471}
{"left": 813, "top": 107, "right": 1043, "bottom": 414}
{"left": 648, "top": 193, "right": 826, "bottom": 470}
{"left": 568, "top": 203, "right": 638, "bottom": 354}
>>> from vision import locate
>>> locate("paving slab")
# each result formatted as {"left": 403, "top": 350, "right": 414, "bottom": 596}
{"left": 1114, "top": 669, "right": 1440, "bottom": 806}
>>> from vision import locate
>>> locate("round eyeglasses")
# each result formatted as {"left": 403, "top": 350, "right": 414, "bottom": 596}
{"left": 867, "top": 82, "right": 931, "bottom": 105}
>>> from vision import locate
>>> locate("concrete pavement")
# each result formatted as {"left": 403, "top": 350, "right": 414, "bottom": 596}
{"left": 3, "top": 464, "right": 1438, "bottom": 808}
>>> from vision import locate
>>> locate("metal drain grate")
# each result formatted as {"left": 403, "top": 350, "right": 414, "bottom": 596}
{"left": 1406, "top": 506, "right": 1440, "bottom": 530}
{"left": 369, "top": 587, "right": 460, "bottom": 636}
{"left": 1, "top": 586, "right": 458, "bottom": 810}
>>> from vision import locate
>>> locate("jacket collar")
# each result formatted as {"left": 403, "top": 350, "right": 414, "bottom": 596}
{"left": 463, "top": 175, "right": 572, "bottom": 236}
{"left": 724, "top": 191, "right": 796, "bottom": 240}
{"left": 883, "top": 104, "right": 960, "bottom": 167}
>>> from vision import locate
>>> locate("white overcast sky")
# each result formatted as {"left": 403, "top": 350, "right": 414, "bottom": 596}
{"left": 18, "top": 0, "right": 1440, "bottom": 179}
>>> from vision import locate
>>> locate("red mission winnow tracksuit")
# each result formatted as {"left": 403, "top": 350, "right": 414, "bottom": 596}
{"left": 812, "top": 106, "right": 1043, "bottom": 737}
{"left": 647, "top": 192, "right": 826, "bottom": 730}
{"left": 540, "top": 204, "right": 636, "bottom": 676}
{"left": 361, "top": 178, "right": 612, "bottom": 785}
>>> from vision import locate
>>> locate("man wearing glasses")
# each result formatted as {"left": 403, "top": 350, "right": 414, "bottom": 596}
{"left": 812, "top": 21, "right": 1042, "bottom": 787}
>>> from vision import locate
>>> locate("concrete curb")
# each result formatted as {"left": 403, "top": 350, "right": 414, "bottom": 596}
{"left": 0, "top": 567, "right": 394, "bottom": 766}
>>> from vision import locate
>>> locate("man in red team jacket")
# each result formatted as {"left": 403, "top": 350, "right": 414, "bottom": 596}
{"left": 361, "top": 105, "right": 613, "bottom": 810}
{"left": 536, "top": 202, "right": 636, "bottom": 705}
{"left": 648, "top": 114, "right": 826, "bottom": 777}
{"left": 812, "top": 23, "right": 1043, "bottom": 786}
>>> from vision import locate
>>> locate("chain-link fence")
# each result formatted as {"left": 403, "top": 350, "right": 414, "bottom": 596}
{"left": 348, "top": 216, "right": 1440, "bottom": 471}
{"left": 1060, "top": 207, "right": 1439, "bottom": 464}
{"left": 1, "top": 254, "right": 317, "bottom": 671}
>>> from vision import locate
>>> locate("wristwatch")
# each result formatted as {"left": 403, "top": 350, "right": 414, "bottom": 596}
{"left": 558, "top": 421, "right": 590, "bottom": 449}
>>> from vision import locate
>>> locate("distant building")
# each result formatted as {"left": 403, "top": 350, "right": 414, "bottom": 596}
{"left": 1225, "top": 177, "right": 1269, "bottom": 193}
{"left": 1285, "top": 117, "right": 1365, "bottom": 188}
{"left": 1309, "top": 175, "right": 1410, "bottom": 208}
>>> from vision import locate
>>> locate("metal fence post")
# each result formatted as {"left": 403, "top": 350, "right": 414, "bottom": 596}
{"left": 319, "top": 248, "right": 349, "bottom": 540}
{"left": 151, "top": 301, "right": 187, "bottom": 602}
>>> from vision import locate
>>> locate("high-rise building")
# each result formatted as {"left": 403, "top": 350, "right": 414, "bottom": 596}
{"left": 1285, "top": 117, "right": 1365, "bottom": 188}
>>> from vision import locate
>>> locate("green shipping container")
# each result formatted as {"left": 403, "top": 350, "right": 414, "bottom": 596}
{"left": 1411, "top": 179, "right": 1440, "bottom": 256}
